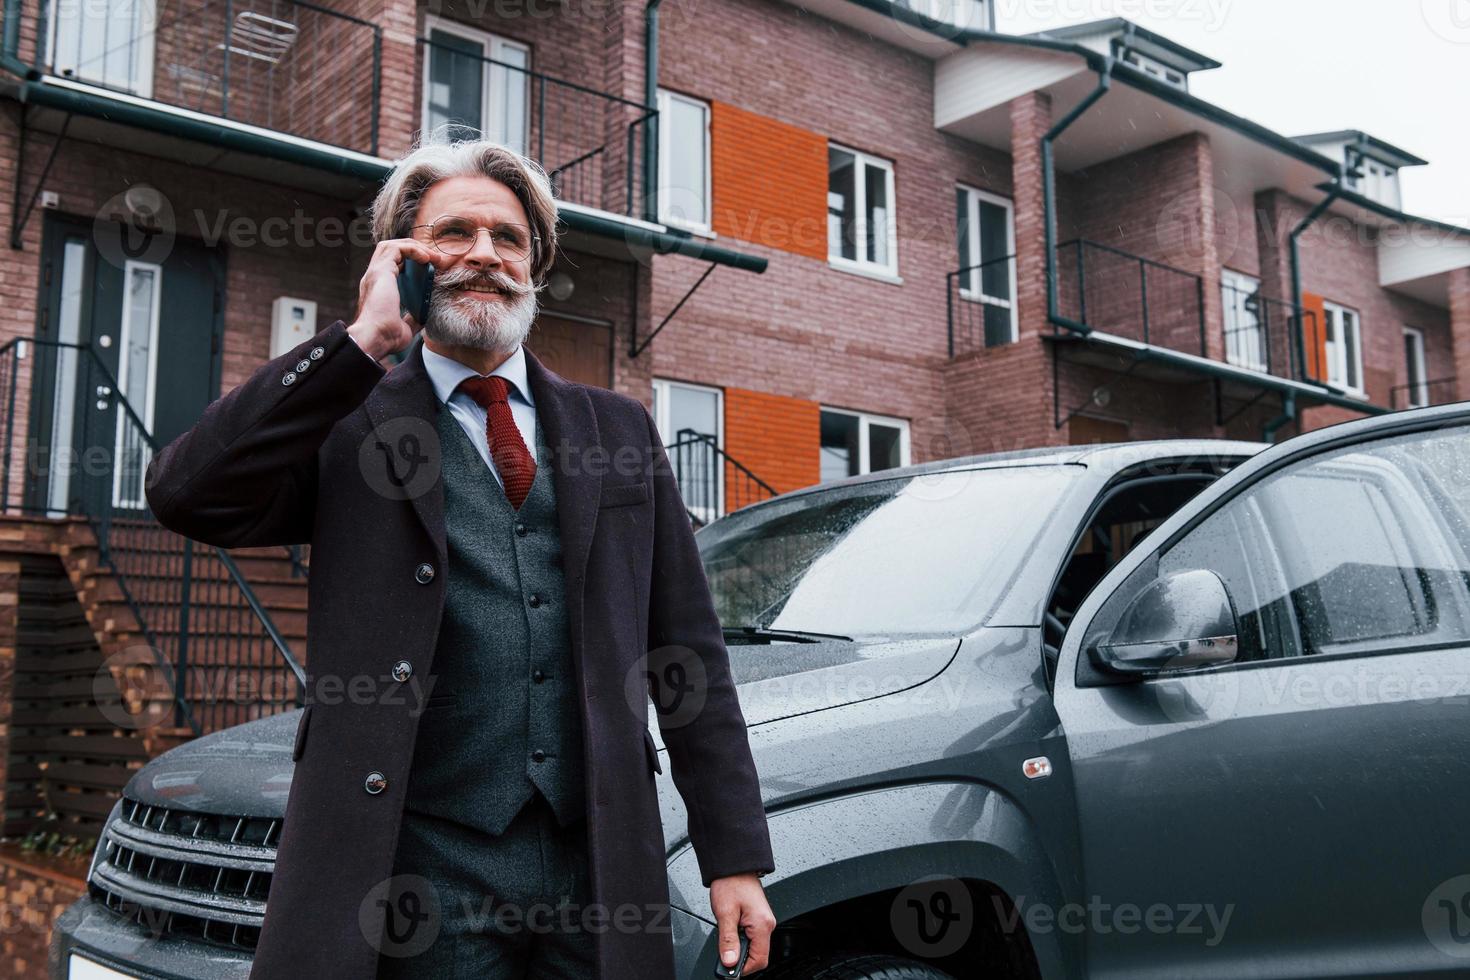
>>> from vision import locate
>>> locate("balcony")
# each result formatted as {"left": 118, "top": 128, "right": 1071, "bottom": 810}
{"left": 946, "top": 253, "right": 1018, "bottom": 357}
{"left": 417, "top": 34, "right": 657, "bottom": 223}
{"left": 1391, "top": 377, "right": 1456, "bottom": 410}
{"left": 1053, "top": 239, "right": 1317, "bottom": 388}
{"left": 3, "top": 0, "right": 382, "bottom": 154}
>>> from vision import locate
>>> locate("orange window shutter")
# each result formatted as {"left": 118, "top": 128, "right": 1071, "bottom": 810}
{"left": 1299, "top": 292, "right": 1328, "bottom": 382}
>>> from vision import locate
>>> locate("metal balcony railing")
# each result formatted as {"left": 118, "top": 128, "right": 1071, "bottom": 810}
{"left": 1391, "top": 377, "right": 1457, "bottom": 410}
{"left": 946, "top": 253, "right": 1017, "bottom": 357}
{"left": 665, "top": 430, "right": 777, "bottom": 530}
{"left": 4, "top": 0, "right": 383, "bottom": 154}
{"left": 416, "top": 36, "right": 658, "bottom": 221}
{"left": 1, "top": 338, "right": 306, "bottom": 737}
{"left": 1055, "top": 240, "right": 1317, "bottom": 385}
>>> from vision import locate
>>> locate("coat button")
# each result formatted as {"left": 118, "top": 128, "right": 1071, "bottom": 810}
{"left": 415, "top": 563, "right": 435, "bottom": 584}
{"left": 514, "top": 522, "right": 528, "bottom": 537}
{"left": 309, "top": 346, "right": 325, "bottom": 360}
{"left": 531, "top": 749, "right": 546, "bottom": 763}
{"left": 528, "top": 593, "right": 542, "bottom": 608}
{"left": 282, "top": 371, "right": 297, "bottom": 386}
{"left": 391, "top": 660, "right": 412, "bottom": 682}
{"left": 296, "top": 358, "right": 311, "bottom": 373}
{"left": 364, "top": 771, "right": 388, "bottom": 794}
{"left": 532, "top": 669, "right": 545, "bottom": 683}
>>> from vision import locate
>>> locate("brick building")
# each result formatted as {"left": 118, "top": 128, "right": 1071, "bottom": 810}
{"left": 3, "top": 0, "right": 1469, "bottom": 518}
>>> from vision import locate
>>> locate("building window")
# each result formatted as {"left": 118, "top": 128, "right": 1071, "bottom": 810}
{"left": 1120, "top": 49, "right": 1186, "bottom": 90}
{"left": 656, "top": 90, "right": 711, "bottom": 233}
{"left": 652, "top": 379, "right": 724, "bottom": 522}
{"left": 1220, "top": 269, "right": 1266, "bottom": 372}
{"left": 820, "top": 408, "right": 909, "bottom": 482}
{"left": 1347, "top": 153, "right": 1401, "bottom": 210}
{"left": 114, "top": 260, "right": 163, "bottom": 510}
{"left": 828, "top": 144, "right": 897, "bottom": 276}
{"left": 1403, "top": 327, "right": 1429, "bottom": 408}
{"left": 421, "top": 16, "right": 529, "bottom": 155}
{"left": 889, "top": 0, "right": 990, "bottom": 30}
{"left": 955, "top": 185, "right": 1017, "bottom": 346}
{"left": 1322, "top": 300, "right": 1364, "bottom": 396}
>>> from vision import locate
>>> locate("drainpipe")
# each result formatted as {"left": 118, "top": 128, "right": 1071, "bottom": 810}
{"left": 642, "top": 0, "right": 663, "bottom": 225}
{"left": 1044, "top": 56, "right": 1113, "bottom": 334}
{"left": 1262, "top": 391, "right": 1296, "bottom": 444}
{"left": 1287, "top": 137, "right": 1365, "bottom": 380}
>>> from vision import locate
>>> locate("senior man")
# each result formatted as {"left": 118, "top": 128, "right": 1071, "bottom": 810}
{"left": 144, "top": 134, "right": 777, "bottom": 979}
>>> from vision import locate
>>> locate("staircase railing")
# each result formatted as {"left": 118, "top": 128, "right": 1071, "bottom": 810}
{"left": 1, "top": 337, "right": 306, "bottom": 738}
{"left": 665, "top": 430, "right": 777, "bottom": 530}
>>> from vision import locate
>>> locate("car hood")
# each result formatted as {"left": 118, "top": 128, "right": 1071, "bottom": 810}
{"left": 124, "top": 635, "right": 961, "bottom": 820}
{"left": 124, "top": 709, "right": 301, "bottom": 818}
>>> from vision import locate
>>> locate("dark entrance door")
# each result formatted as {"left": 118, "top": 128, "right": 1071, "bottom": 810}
{"left": 26, "top": 211, "right": 223, "bottom": 515}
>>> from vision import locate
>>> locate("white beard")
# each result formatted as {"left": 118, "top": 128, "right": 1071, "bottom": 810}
{"left": 423, "top": 275, "right": 539, "bottom": 354}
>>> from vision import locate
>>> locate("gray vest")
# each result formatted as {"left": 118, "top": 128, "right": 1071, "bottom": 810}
{"left": 401, "top": 403, "right": 586, "bottom": 836}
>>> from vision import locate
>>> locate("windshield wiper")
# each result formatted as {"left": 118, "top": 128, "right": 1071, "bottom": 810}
{"left": 722, "top": 626, "right": 853, "bottom": 644}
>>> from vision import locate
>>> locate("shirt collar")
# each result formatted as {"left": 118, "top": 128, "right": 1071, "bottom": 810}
{"left": 421, "top": 340, "right": 534, "bottom": 409}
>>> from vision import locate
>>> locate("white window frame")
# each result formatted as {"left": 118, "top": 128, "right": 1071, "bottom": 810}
{"left": 828, "top": 143, "right": 899, "bottom": 278}
{"left": 895, "top": 0, "right": 990, "bottom": 29}
{"left": 420, "top": 15, "right": 530, "bottom": 154}
{"left": 655, "top": 89, "right": 712, "bottom": 234}
{"left": 819, "top": 406, "right": 911, "bottom": 480}
{"left": 652, "top": 378, "right": 725, "bottom": 521}
{"left": 955, "top": 183, "right": 1018, "bottom": 344}
{"left": 1120, "top": 48, "right": 1186, "bottom": 90}
{"left": 1322, "top": 300, "right": 1366, "bottom": 398}
{"left": 47, "top": 0, "right": 158, "bottom": 98}
{"left": 112, "top": 259, "right": 163, "bottom": 509}
{"left": 1403, "top": 326, "right": 1429, "bottom": 409}
{"left": 1220, "top": 268, "right": 1266, "bottom": 373}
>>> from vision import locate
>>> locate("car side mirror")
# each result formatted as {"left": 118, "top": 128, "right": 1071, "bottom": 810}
{"left": 1090, "top": 569, "right": 1239, "bottom": 676}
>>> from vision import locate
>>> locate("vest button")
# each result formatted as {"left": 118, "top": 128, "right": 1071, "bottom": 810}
{"left": 414, "top": 562, "right": 435, "bottom": 584}
{"left": 528, "top": 593, "right": 542, "bottom": 608}
{"left": 531, "top": 749, "right": 546, "bottom": 763}
{"left": 364, "top": 771, "right": 388, "bottom": 794}
{"left": 532, "top": 669, "right": 545, "bottom": 683}
{"left": 514, "top": 522, "right": 528, "bottom": 537}
{"left": 391, "top": 660, "right": 412, "bottom": 682}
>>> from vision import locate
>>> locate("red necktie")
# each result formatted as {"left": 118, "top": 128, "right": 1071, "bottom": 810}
{"left": 456, "top": 375, "right": 536, "bottom": 510}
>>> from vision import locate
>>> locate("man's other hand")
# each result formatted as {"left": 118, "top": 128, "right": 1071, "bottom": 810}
{"left": 710, "top": 873, "right": 776, "bottom": 974}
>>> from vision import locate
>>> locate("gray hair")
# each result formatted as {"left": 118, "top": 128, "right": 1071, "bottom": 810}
{"left": 370, "top": 125, "right": 560, "bottom": 282}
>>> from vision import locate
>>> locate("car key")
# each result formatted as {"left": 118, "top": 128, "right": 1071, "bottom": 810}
{"left": 713, "top": 925, "right": 751, "bottom": 977}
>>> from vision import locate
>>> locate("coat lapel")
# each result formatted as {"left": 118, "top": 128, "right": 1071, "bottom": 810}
{"left": 362, "top": 336, "right": 601, "bottom": 646}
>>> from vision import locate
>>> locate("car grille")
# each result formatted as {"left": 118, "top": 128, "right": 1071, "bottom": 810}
{"left": 88, "top": 796, "right": 282, "bottom": 951}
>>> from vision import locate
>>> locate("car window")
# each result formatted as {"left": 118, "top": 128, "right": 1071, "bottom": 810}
{"left": 1088, "top": 425, "right": 1470, "bottom": 669}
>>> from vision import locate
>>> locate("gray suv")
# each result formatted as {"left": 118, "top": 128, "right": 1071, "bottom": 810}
{"left": 52, "top": 404, "right": 1470, "bottom": 978}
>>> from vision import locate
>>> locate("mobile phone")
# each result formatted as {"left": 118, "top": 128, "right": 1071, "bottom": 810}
{"left": 397, "top": 256, "right": 435, "bottom": 328}
{"left": 712, "top": 926, "right": 751, "bottom": 978}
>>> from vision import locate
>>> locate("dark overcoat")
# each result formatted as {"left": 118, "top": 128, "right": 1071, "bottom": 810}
{"left": 143, "top": 318, "right": 776, "bottom": 980}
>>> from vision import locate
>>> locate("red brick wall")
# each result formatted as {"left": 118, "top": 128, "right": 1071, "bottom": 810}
{"left": 1256, "top": 191, "right": 1453, "bottom": 431}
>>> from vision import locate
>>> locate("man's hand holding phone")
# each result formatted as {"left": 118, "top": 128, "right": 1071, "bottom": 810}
{"left": 347, "top": 238, "right": 439, "bottom": 361}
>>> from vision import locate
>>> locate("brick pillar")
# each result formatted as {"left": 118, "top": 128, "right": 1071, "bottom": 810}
{"left": 371, "top": 0, "right": 420, "bottom": 160}
{"left": 1009, "top": 91, "right": 1053, "bottom": 341}
{"left": 1451, "top": 266, "right": 1470, "bottom": 402}
{"left": 1189, "top": 133, "right": 1225, "bottom": 363}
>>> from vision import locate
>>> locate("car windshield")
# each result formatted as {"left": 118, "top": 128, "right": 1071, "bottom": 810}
{"left": 697, "top": 464, "right": 1083, "bottom": 637}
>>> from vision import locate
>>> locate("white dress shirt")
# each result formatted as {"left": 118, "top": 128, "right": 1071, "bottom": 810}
{"left": 348, "top": 334, "right": 538, "bottom": 489}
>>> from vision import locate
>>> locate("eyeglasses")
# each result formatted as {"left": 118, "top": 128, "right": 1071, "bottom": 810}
{"left": 412, "top": 216, "right": 539, "bottom": 262}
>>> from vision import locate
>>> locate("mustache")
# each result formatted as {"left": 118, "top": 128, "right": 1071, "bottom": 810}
{"left": 436, "top": 267, "right": 537, "bottom": 297}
